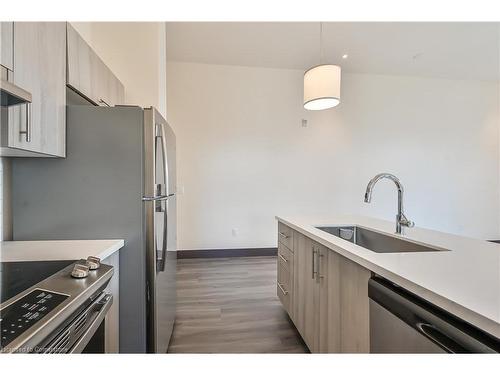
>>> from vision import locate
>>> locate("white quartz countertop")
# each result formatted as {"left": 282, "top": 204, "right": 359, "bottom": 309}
{"left": 0, "top": 239, "right": 124, "bottom": 262}
{"left": 276, "top": 215, "right": 500, "bottom": 339}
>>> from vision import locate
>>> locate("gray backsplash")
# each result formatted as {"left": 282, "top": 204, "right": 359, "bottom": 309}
{"left": 1, "top": 157, "right": 12, "bottom": 241}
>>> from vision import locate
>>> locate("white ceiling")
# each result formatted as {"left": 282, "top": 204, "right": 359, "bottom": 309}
{"left": 166, "top": 22, "right": 499, "bottom": 81}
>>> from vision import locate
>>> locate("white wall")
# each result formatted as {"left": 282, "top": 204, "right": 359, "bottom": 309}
{"left": 71, "top": 22, "right": 167, "bottom": 117}
{"left": 166, "top": 62, "right": 499, "bottom": 251}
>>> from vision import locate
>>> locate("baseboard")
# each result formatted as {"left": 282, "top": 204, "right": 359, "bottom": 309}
{"left": 177, "top": 247, "right": 278, "bottom": 259}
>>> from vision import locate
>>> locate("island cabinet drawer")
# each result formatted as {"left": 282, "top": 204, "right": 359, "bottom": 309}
{"left": 277, "top": 261, "right": 292, "bottom": 312}
{"left": 278, "top": 222, "right": 294, "bottom": 250}
{"left": 278, "top": 242, "right": 293, "bottom": 271}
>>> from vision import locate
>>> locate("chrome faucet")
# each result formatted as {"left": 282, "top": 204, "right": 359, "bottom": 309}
{"left": 364, "top": 173, "right": 414, "bottom": 235}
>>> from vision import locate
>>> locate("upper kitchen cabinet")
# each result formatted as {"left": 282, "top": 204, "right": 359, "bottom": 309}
{"left": 66, "top": 23, "right": 125, "bottom": 107}
{"left": 2, "top": 22, "right": 67, "bottom": 157}
{"left": 1, "top": 22, "right": 14, "bottom": 72}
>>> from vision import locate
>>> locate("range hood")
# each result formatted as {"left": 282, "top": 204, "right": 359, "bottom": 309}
{"left": 1, "top": 79, "right": 32, "bottom": 107}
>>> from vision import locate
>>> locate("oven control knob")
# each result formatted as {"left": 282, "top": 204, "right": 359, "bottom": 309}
{"left": 86, "top": 256, "right": 101, "bottom": 270}
{"left": 71, "top": 264, "right": 90, "bottom": 278}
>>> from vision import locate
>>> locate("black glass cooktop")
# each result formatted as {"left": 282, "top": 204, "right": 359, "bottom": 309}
{"left": 1, "top": 289, "right": 69, "bottom": 348}
{"left": 0, "top": 260, "right": 75, "bottom": 304}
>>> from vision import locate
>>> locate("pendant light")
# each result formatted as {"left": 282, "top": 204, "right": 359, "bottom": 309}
{"left": 303, "top": 23, "right": 341, "bottom": 110}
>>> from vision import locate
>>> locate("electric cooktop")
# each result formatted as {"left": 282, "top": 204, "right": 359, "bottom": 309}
{"left": 1, "top": 257, "right": 114, "bottom": 353}
{"left": 0, "top": 260, "right": 75, "bottom": 304}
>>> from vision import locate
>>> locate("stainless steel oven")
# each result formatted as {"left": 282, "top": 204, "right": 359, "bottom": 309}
{"left": 36, "top": 292, "right": 112, "bottom": 353}
{"left": 369, "top": 276, "right": 500, "bottom": 353}
{"left": 1, "top": 257, "right": 114, "bottom": 353}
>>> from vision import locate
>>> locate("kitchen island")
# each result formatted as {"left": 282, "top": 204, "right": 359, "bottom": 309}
{"left": 276, "top": 215, "right": 500, "bottom": 352}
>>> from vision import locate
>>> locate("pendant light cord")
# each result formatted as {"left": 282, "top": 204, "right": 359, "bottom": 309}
{"left": 319, "top": 22, "right": 324, "bottom": 64}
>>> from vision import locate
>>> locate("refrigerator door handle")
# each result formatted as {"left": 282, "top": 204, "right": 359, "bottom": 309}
{"left": 157, "top": 201, "right": 168, "bottom": 272}
{"left": 157, "top": 126, "right": 169, "bottom": 272}
{"left": 142, "top": 193, "right": 175, "bottom": 202}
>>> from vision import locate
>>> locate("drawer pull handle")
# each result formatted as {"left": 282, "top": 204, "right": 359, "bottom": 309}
{"left": 312, "top": 246, "right": 317, "bottom": 279}
{"left": 278, "top": 253, "right": 288, "bottom": 263}
{"left": 277, "top": 283, "right": 288, "bottom": 295}
{"left": 278, "top": 231, "right": 289, "bottom": 239}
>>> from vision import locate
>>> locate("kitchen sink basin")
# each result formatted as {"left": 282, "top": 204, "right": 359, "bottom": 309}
{"left": 315, "top": 226, "right": 447, "bottom": 253}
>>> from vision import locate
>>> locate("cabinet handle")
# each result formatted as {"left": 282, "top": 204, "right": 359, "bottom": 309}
{"left": 19, "top": 102, "right": 31, "bottom": 142}
{"left": 277, "top": 282, "right": 288, "bottom": 295}
{"left": 278, "top": 253, "right": 288, "bottom": 263}
{"left": 278, "top": 231, "right": 289, "bottom": 239}
{"left": 312, "top": 246, "right": 317, "bottom": 279}
{"left": 98, "top": 98, "right": 111, "bottom": 107}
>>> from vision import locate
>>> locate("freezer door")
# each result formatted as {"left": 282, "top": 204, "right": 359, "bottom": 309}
{"left": 144, "top": 108, "right": 177, "bottom": 353}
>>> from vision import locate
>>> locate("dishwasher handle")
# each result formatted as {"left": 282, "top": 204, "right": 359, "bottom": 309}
{"left": 368, "top": 276, "right": 500, "bottom": 353}
{"left": 416, "top": 322, "right": 461, "bottom": 353}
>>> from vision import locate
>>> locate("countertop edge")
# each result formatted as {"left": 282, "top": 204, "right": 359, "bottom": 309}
{"left": 95, "top": 239, "right": 125, "bottom": 260}
{"left": 0, "top": 239, "right": 125, "bottom": 263}
{"left": 276, "top": 216, "right": 500, "bottom": 339}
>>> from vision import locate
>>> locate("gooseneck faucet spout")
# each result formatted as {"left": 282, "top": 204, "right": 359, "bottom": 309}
{"left": 364, "top": 173, "right": 414, "bottom": 235}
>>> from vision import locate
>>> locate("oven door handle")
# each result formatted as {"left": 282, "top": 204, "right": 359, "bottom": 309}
{"left": 68, "top": 294, "right": 113, "bottom": 353}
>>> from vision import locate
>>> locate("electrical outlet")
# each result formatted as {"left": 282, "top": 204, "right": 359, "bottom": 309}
{"left": 301, "top": 119, "right": 308, "bottom": 127}
{"left": 232, "top": 228, "right": 238, "bottom": 237}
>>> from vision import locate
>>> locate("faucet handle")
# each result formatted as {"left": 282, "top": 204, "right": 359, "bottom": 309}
{"left": 399, "top": 213, "right": 414, "bottom": 228}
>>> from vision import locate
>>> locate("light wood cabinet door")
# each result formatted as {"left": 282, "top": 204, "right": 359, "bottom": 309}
{"left": 1, "top": 22, "right": 14, "bottom": 71}
{"left": 66, "top": 23, "right": 93, "bottom": 102}
{"left": 66, "top": 23, "right": 124, "bottom": 107}
{"left": 317, "top": 244, "right": 341, "bottom": 353}
{"left": 97, "top": 61, "right": 125, "bottom": 107}
{"left": 339, "top": 255, "right": 371, "bottom": 353}
{"left": 316, "top": 243, "right": 371, "bottom": 353}
{"left": 278, "top": 241, "right": 293, "bottom": 267}
{"left": 280, "top": 223, "right": 372, "bottom": 354}
{"left": 7, "top": 22, "right": 66, "bottom": 157}
{"left": 277, "top": 221, "right": 294, "bottom": 250}
{"left": 293, "top": 232, "right": 320, "bottom": 352}
{"left": 277, "top": 242, "right": 294, "bottom": 317}
{"left": 277, "top": 257, "right": 292, "bottom": 313}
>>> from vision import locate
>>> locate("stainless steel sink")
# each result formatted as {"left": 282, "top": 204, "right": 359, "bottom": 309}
{"left": 315, "top": 226, "right": 447, "bottom": 253}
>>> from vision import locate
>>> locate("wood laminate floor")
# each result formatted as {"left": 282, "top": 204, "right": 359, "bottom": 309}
{"left": 168, "top": 256, "right": 308, "bottom": 353}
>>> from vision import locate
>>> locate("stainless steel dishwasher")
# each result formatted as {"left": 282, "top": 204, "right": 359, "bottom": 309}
{"left": 369, "top": 277, "right": 500, "bottom": 353}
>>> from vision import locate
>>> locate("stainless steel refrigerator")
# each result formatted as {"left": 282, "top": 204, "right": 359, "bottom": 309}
{"left": 11, "top": 104, "right": 177, "bottom": 353}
